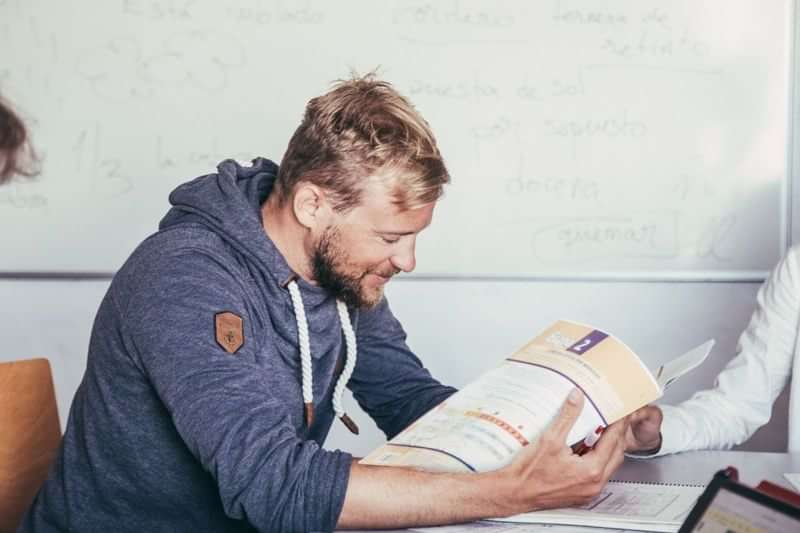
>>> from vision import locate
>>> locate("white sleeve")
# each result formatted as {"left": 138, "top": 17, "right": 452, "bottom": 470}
{"left": 654, "top": 247, "right": 800, "bottom": 456}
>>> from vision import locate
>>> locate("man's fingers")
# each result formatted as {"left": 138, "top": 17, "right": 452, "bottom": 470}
{"left": 588, "top": 420, "right": 627, "bottom": 481}
{"left": 591, "top": 418, "right": 626, "bottom": 456}
{"left": 546, "top": 388, "right": 584, "bottom": 441}
{"left": 607, "top": 421, "right": 628, "bottom": 472}
{"left": 601, "top": 436, "right": 626, "bottom": 481}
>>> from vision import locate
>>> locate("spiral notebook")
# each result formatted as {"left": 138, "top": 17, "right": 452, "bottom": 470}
{"left": 491, "top": 480, "right": 705, "bottom": 533}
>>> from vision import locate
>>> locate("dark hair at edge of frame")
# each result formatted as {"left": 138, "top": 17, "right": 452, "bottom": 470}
{"left": 0, "top": 96, "right": 39, "bottom": 185}
{"left": 275, "top": 71, "right": 450, "bottom": 213}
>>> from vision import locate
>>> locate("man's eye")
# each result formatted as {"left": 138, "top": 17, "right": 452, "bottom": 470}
{"left": 381, "top": 236, "right": 400, "bottom": 244}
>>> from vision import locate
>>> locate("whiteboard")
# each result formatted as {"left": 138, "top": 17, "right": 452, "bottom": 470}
{"left": 0, "top": 0, "right": 791, "bottom": 277}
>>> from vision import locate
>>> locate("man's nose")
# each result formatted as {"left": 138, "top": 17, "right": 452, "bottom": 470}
{"left": 391, "top": 238, "right": 417, "bottom": 273}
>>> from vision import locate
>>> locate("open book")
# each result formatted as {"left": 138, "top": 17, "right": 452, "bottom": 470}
{"left": 361, "top": 319, "right": 713, "bottom": 474}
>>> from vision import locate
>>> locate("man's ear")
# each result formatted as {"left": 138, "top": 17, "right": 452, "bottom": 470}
{"left": 292, "top": 183, "right": 331, "bottom": 230}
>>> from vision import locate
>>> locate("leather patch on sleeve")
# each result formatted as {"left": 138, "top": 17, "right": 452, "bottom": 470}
{"left": 215, "top": 312, "right": 244, "bottom": 354}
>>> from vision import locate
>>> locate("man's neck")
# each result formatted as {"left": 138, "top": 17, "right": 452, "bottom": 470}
{"left": 261, "top": 195, "right": 315, "bottom": 282}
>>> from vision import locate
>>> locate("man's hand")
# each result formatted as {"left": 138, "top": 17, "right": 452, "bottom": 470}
{"left": 339, "top": 390, "right": 630, "bottom": 529}
{"left": 497, "top": 389, "right": 628, "bottom": 515}
{"left": 625, "top": 405, "right": 663, "bottom": 454}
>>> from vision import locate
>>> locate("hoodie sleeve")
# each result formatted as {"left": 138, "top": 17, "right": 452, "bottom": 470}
{"left": 122, "top": 247, "right": 352, "bottom": 532}
{"left": 348, "top": 297, "right": 457, "bottom": 439}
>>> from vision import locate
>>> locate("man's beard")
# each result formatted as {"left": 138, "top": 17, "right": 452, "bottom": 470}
{"left": 311, "top": 226, "right": 392, "bottom": 309}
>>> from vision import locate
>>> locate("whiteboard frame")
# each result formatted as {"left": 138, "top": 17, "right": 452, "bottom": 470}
{"left": 791, "top": 0, "right": 800, "bottom": 248}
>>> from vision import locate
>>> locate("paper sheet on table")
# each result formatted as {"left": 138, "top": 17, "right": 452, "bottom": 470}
{"left": 491, "top": 481, "right": 704, "bottom": 533}
{"left": 410, "top": 522, "right": 642, "bottom": 532}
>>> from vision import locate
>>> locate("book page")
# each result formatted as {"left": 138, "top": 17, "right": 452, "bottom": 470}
{"left": 655, "top": 340, "right": 715, "bottom": 390}
{"left": 361, "top": 320, "right": 662, "bottom": 473}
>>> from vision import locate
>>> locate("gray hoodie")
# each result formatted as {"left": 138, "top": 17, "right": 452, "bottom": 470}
{"left": 20, "top": 158, "right": 456, "bottom": 532}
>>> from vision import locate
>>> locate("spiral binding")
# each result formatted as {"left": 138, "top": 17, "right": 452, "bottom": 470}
{"left": 610, "top": 479, "right": 704, "bottom": 488}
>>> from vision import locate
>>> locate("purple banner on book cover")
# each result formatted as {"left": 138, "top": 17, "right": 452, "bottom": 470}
{"left": 567, "top": 330, "right": 609, "bottom": 355}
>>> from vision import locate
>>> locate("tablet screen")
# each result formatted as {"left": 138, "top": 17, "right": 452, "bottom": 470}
{"left": 680, "top": 474, "right": 800, "bottom": 533}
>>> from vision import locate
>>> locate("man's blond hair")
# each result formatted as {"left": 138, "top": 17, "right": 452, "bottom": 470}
{"left": 276, "top": 73, "right": 449, "bottom": 212}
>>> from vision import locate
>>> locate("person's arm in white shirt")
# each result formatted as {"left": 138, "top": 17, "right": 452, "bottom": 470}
{"left": 627, "top": 246, "right": 800, "bottom": 456}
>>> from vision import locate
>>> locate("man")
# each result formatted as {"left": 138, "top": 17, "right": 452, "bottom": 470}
{"left": 0, "top": 96, "right": 37, "bottom": 183}
{"left": 627, "top": 246, "right": 800, "bottom": 456}
{"left": 21, "top": 74, "right": 628, "bottom": 532}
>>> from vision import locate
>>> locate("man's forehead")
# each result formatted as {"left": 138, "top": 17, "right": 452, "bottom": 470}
{"left": 351, "top": 179, "right": 435, "bottom": 229}
{"left": 357, "top": 178, "right": 403, "bottom": 210}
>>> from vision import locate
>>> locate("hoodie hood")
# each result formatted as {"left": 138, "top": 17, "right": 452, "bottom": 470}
{"left": 159, "top": 157, "right": 295, "bottom": 287}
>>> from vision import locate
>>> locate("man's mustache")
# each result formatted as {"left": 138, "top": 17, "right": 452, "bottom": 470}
{"left": 372, "top": 267, "right": 401, "bottom": 279}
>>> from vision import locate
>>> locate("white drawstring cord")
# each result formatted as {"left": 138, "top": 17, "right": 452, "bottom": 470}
{"left": 287, "top": 280, "right": 314, "bottom": 427}
{"left": 334, "top": 300, "right": 359, "bottom": 434}
{"left": 287, "top": 280, "right": 359, "bottom": 434}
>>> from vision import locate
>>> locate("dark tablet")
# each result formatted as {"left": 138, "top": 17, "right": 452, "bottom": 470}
{"left": 678, "top": 469, "right": 800, "bottom": 532}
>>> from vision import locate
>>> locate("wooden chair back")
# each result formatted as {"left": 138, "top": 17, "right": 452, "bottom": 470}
{"left": 0, "top": 358, "right": 61, "bottom": 532}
